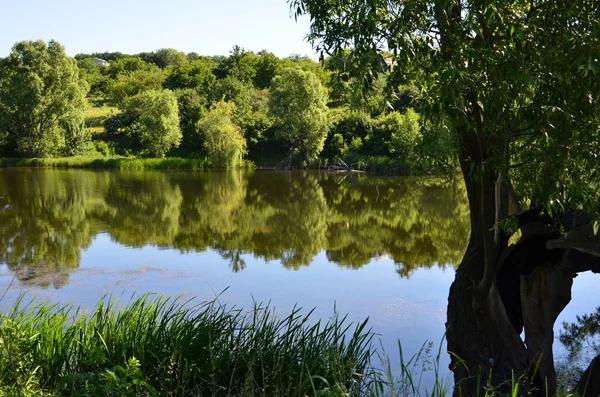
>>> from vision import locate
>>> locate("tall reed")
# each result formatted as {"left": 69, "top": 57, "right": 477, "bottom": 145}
{"left": 0, "top": 294, "right": 377, "bottom": 396}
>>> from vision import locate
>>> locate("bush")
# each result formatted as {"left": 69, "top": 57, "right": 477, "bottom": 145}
{"left": 91, "top": 140, "right": 113, "bottom": 156}
{"left": 324, "top": 108, "right": 372, "bottom": 158}
{"left": 366, "top": 109, "right": 421, "bottom": 159}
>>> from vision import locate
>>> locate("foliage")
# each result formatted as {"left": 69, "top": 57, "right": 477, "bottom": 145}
{"left": 74, "top": 52, "right": 127, "bottom": 62}
{"left": 77, "top": 58, "right": 109, "bottom": 95}
{"left": 281, "top": 55, "right": 331, "bottom": 88}
{"left": 270, "top": 67, "right": 330, "bottom": 163}
{"left": 0, "top": 294, "right": 376, "bottom": 396}
{"left": 1, "top": 41, "right": 437, "bottom": 172}
{"left": 145, "top": 48, "right": 188, "bottom": 69}
{"left": 174, "top": 88, "right": 208, "bottom": 153}
{"left": 254, "top": 50, "right": 282, "bottom": 89}
{"left": 324, "top": 107, "right": 372, "bottom": 158}
{"left": 371, "top": 109, "right": 420, "bottom": 160}
{"left": 200, "top": 100, "right": 247, "bottom": 169}
{"left": 105, "top": 57, "right": 159, "bottom": 79}
{"left": 0, "top": 40, "right": 89, "bottom": 157}
{"left": 291, "top": 0, "right": 600, "bottom": 212}
{"left": 119, "top": 90, "right": 182, "bottom": 157}
{"left": 108, "top": 69, "right": 166, "bottom": 105}
{"left": 214, "top": 45, "right": 258, "bottom": 84}
{"left": 164, "top": 57, "right": 216, "bottom": 93}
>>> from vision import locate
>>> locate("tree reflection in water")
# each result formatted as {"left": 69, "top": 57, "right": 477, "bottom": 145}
{"left": 0, "top": 169, "right": 470, "bottom": 288}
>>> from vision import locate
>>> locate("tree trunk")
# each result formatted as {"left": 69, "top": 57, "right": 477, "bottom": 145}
{"left": 447, "top": 244, "right": 530, "bottom": 395}
{"left": 446, "top": 130, "right": 577, "bottom": 395}
{"left": 520, "top": 263, "right": 573, "bottom": 396}
{"left": 447, "top": 203, "right": 585, "bottom": 396}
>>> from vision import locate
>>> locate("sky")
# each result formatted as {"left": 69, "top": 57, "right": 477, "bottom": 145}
{"left": 0, "top": 0, "right": 317, "bottom": 58}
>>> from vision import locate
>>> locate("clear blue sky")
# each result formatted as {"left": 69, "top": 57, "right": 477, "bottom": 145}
{"left": 0, "top": 0, "right": 316, "bottom": 58}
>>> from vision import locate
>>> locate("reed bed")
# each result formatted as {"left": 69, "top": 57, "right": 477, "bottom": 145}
{"left": 0, "top": 294, "right": 378, "bottom": 396}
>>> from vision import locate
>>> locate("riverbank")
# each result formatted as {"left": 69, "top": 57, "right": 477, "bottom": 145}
{"left": 0, "top": 155, "right": 438, "bottom": 175}
{"left": 0, "top": 156, "right": 210, "bottom": 171}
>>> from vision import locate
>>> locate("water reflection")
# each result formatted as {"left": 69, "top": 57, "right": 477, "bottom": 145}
{"left": 0, "top": 169, "right": 469, "bottom": 288}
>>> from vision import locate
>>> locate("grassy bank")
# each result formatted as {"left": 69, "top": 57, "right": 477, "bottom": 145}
{"left": 0, "top": 295, "right": 378, "bottom": 396}
{"left": 0, "top": 156, "right": 209, "bottom": 171}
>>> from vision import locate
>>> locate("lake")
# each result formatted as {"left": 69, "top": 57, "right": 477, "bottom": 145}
{"left": 0, "top": 168, "right": 597, "bottom": 386}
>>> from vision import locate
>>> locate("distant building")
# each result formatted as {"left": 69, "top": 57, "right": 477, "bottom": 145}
{"left": 93, "top": 58, "right": 110, "bottom": 67}
{"left": 383, "top": 58, "right": 397, "bottom": 73}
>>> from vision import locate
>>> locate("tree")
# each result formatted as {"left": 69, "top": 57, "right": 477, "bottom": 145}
{"left": 372, "top": 109, "right": 420, "bottom": 160}
{"left": 174, "top": 88, "right": 208, "bottom": 153}
{"left": 280, "top": 55, "right": 331, "bottom": 87}
{"left": 199, "top": 100, "right": 247, "bottom": 169}
{"left": 254, "top": 50, "right": 282, "bottom": 89}
{"left": 105, "top": 57, "right": 158, "bottom": 79}
{"left": 270, "top": 67, "right": 330, "bottom": 168}
{"left": 214, "top": 46, "right": 258, "bottom": 84}
{"left": 164, "top": 58, "right": 216, "bottom": 93}
{"left": 108, "top": 69, "right": 166, "bottom": 105}
{"left": 120, "top": 90, "right": 182, "bottom": 157}
{"left": 77, "top": 58, "right": 109, "bottom": 95}
{"left": 291, "top": 0, "right": 600, "bottom": 395}
{"left": 0, "top": 40, "right": 89, "bottom": 157}
{"left": 145, "top": 48, "right": 188, "bottom": 69}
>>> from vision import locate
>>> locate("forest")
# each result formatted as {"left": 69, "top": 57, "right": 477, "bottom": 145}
{"left": 0, "top": 41, "right": 452, "bottom": 173}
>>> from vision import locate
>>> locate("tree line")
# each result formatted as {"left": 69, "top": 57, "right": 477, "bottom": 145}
{"left": 0, "top": 41, "right": 452, "bottom": 172}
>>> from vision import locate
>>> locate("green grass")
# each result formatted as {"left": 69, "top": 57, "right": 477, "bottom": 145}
{"left": 0, "top": 294, "right": 378, "bottom": 396}
{"left": 0, "top": 156, "right": 209, "bottom": 170}
{"left": 84, "top": 103, "right": 119, "bottom": 135}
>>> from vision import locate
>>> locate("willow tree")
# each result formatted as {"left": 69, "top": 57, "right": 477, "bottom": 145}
{"left": 0, "top": 40, "right": 89, "bottom": 157}
{"left": 200, "top": 100, "right": 247, "bottom": 169}
{"left": 291, "top": 1, "right": 600, "bottom": 395}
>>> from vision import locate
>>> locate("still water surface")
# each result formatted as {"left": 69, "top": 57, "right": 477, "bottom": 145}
{"left": 0, "top": 169, "right": 596, "bottom": 383}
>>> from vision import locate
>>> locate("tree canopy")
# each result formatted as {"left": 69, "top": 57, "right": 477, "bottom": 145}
{"left": 0, "top": 40, "right": 89, "bottom": 157}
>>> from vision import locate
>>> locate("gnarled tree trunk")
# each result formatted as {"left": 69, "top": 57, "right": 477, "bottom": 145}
{"left": 446, "top": 156, "right": 600, "bottom": 396}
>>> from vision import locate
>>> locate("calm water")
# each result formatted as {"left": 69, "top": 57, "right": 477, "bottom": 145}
{"left": 0, "top": 169, "right": 596, "bottom": 383}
